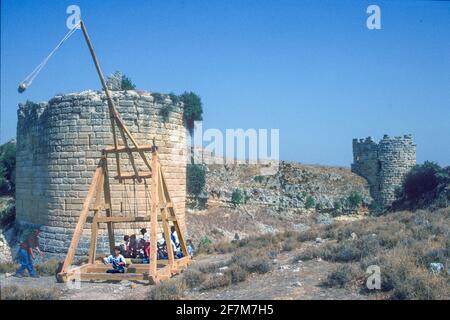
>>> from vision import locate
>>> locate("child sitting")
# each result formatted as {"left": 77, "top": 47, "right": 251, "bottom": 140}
{"left": 186, "top": 239, "right": 194, "bottom": 258}
{"left": 103, "top": 246, "right": 126, "bottom": 273}
{"left": 128, "top": 234, "right": 138, "bottom": 258}
{"left": 120, "top": 235, "right": 130, "bottom": 257}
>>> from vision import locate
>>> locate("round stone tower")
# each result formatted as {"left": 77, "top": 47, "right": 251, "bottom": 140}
{"left": 352, "top": 134, "right": 416, "bottom": 209}
{"left": 16, "top": 90, "right": 187, "bottom": 255}
{"left": 378, "top": 134, "right": 416, "bottom": 207}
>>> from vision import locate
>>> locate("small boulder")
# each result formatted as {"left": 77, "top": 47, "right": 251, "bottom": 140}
{"left": 429, "top": 262, "right": 444, "bottom": 274}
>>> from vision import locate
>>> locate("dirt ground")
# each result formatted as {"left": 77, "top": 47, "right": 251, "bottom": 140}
{"left": 0, "top": 245, "right": 375, "bottom": 300}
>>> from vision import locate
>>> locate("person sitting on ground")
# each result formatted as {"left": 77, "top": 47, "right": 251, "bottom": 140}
{"left": 128, "top": 234, "right": 138, "bottom": 258}
{"left": 15, "top": 229, "right": 44, "bottom": 278}
{"left": 103, "top": 246, "right": 126, "bottom": 273}
{"left": 157, "top": 234, "right": 168, "bottom": 259}
{"left": 143, "top": 240, "right": 150, "bottom": 262}
{"left": 120, "top": 235, "right": 130, "bottom": 257}
{"left": 186, "top": 239, "right": 194, "bottom": 258}
{"left": 137, "top": 238, "right": 146, "bottom": 259}
{"left": 140, "top": 228, "right": 150, "bottom": 242}
{"left": 170, "top": 226, "right": 180, "bottom": 250}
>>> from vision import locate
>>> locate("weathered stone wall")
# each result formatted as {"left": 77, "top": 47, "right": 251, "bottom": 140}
{"left": 352, "top": 134, "right": 416, "bottom": 208}
{"left": 16, "top": 90, "right": 187, "bottom": 255}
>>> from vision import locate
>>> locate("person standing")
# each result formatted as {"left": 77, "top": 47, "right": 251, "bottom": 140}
{"left": 15, "top": 229, "right": 44, "bottom": 278}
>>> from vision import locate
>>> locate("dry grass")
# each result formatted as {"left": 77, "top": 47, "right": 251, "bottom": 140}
{"left": 35, "top": 259, "right": 62, "bottom": 276}
{"left": 296, "top": 207, "right": 450, "bottom": 299}
{"left": 0, "top": 285, "right": 61, "bottom": 300}
{"left": 0, "top": 262, "right": 18, "bottom": 274}
{"left": 320, "top": 264, "right": 363, "bottom": 289}
{"left": 147, "top": 281, "right": 184, "bottom": 300}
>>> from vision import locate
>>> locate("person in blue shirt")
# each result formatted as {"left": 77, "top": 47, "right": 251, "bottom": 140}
{"left": 103, "top": 246, "right": 126, "bottom": 273}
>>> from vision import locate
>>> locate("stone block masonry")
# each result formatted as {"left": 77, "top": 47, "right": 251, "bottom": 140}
{"left": 352, "top": 134, "right": 416, "bottom": 209}
{"left": 16, "top": 90, "right": 187, "bottom": 255}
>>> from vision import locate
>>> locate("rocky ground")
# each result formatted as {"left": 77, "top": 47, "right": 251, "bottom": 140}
{"left": 202, "top": 162, "right": 371, "bottom": 212}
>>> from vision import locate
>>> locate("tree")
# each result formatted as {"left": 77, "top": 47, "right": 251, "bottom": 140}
{"left": 305, "top": 196, "right": 315, "bottom": 209}
{"left": 347, "top": 192, "right": 362, "bottom": 209}
{"left": 0, "top": 141, "right": 16, "bottom": 195}
{"left": 403, "top": 161, "right": 442, "bottom": 200}
{"left": 187, "top": 164, "right": 206, "bottom": 196}
{"left": 121, "top": 75, "right": 136, "bottom": 90}
{"left": 231, "top": 189, "right": 244, "bottom": 206}
{"left": 179, "top": 92, "right": 203, "bottom": 135}
{"left": 106, "top": 71, "right": 136, "bottom": 90}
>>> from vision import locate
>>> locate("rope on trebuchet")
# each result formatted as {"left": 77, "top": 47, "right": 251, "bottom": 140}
{"left": 18, "top": 22, "right": 80, "bottom": 93}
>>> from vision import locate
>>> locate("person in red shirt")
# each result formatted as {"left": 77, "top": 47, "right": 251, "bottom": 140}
{"left": 15, "top": 229, "right": 44, "bottom": 278}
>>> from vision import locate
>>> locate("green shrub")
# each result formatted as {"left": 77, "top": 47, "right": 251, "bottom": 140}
{"left": 106, "top": 71, "right": 136, "bottom": 90}
{"left": 180, "top": 91, "right": 203, "bottom": 135}
{"left": 196, "top": 236, "right": 213, "bottom": 254}
{"left": 321, "top": 264, "right": 361, "bottom": 288}
{"left": 231, "top": 189, "right": 244, "bottom": 206}
{"left": 182, "top": 269, "right": 207, "bottom": 289}
{"left": 152, "top": 92, "right": 165, "bottom": 104}
{"left": 282, "top": 238, "right": 300, "bottom": 252}
{"left": 404, "top": 162, "right": 441, "bottom": 200}
{"left": 200, "top": 274, "right": 232, "bottom": 291}
{"left": 305, "top": 196, "right": 315, "bottom": 209}
{"left": 225, "top": 265, "right": 248, "bottom": 284}
{"left": 0, "top": 141, "right": 16, "bottom": 196}
{"left": 393, "top": 161, "right": 450, "bottom": 210}
{"left": 168, "top": 92, "right": 180, "bottom": 104}
{"left": 159, "top": 104, "right": 173, "bottom": 122}
{"left": 254, "top": 175, "right": 265, "bottom": 183}
{"left": 231, "top": 249, "right": 272, "bottom": 274}
{"left": 347, "top": 192, "right": 363, "bottom": 209}
{"left": 0, "top": 198, "right": 15, "bottom": 227}
{"left": 187, "top": 164, "right": 206, "bottom": 196}
{"left": 121, "top": 75, "right": 136, "bottom": 90}
{"left": 214, "top": 241, "right": 236, "bottom": 254}
{"left": 293, "top": 247, "right": 321, "bottom": 262}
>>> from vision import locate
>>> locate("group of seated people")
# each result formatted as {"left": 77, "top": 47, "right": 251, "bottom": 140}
{"left": 103, "top": 227, "right": 194, "bottom": 274}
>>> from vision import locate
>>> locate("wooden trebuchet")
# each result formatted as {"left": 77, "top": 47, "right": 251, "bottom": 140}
{"left": 56, "top": 20, "right": 191, "bottom": 284}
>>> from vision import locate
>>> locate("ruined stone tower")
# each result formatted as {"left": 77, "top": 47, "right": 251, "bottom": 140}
{"left": 16, "top": 90, "right": 187, "bottom": 255}
{"left": 351, "top": 134, "right": 416, "bottom": 209}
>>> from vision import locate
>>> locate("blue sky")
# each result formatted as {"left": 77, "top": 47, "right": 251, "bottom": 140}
{"left": 1, "top": 0, "right": 449, "bottom": 166}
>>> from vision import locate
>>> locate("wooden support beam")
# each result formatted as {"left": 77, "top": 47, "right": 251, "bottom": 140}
{"left": 60, "top": 161, "right": 104, "bottom": 274}
{"left": 102, "top": 159, "right": 115, "bottom": 254}
{"left": 114, "top": 172, "right": 151, "bottom": 180}
{"left": 103, "top": 145, "right": 153, "bottom": 154}
{"left": 79, "top": 272, "right": 149, "bottom": 281}
{"left": 96, "top": 216, "right": 177, "bottom": 223}
{"left": 149, "top": 151, "right": 158, "bottom": 277}
{"left": 159, "top": 168, "right": 175, "bottom": 268}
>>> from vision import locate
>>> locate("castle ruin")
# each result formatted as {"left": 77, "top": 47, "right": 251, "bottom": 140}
{"left": 351, "top": 134, "right": 416, "bottom": 209}
{"left": 16, "top": 90, "right": 187, "bottom": 255}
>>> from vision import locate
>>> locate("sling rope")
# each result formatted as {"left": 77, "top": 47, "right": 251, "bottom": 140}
{"left": 18, "top": 23, "right": 80, "bottom": 93}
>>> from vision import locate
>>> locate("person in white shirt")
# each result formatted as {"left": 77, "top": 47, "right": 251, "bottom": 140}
{"left": 140, "top": 228, "right": 150, "bottom": 242}
{"left": 103, "top": 246, "right": 126, "bottom": 273}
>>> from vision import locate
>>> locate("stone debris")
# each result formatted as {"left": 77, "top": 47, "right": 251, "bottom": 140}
{"left": 429, "top": 262, "right": 444, "bottom": 274}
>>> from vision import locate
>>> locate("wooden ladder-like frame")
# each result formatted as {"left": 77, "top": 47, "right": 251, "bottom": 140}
{"left": 56, "top": 20, "right": 190, "bottom": 284}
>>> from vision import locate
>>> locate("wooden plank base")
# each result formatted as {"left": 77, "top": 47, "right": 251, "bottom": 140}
{"left": 58, "top": 258, "right": 190, "bottom": 284}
